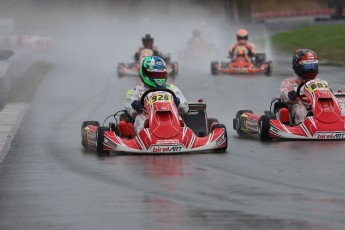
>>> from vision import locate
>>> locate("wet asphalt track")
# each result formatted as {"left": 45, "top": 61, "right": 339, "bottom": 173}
{"left": 1, "top": 19, "right": 345, "bottom": 230}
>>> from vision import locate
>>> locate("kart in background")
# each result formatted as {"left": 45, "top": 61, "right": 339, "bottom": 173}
{"left": 117, "top": 48, "right": 178, "bottom": 79}
{"left": 233, "top": 79, "right": 345, "bottom": 140}
{"left": 211, "top": 45, "right": 272, "bottom": 76}
{"left": 81, "top": 88, "right": 227, "bottom": 155}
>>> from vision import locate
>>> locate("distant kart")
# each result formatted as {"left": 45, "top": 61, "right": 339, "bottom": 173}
{"left": 81, "top": 88, "right": 228, "bottom": 155}
{"left": 179, "top": 43, "right": 218, "bottom": 60}
{"left": 233, "top": 79, "right": 345, "bottom": 140}
{"left": 211, "top": 45, "right": 272, "bottom": 76}
{"left": 117, "top": 48, "right": 178, "bottom": 79}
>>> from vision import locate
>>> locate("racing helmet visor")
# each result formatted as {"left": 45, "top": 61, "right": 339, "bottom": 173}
{"left": 299, "top": 60, "right": 318, "bottom": 73}
{"left": 143, "top": 68, "right": 167, "bottom": 79}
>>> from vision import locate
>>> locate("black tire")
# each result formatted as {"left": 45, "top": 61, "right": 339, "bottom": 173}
{"left": 81, "top": 121, "right": 100, "bottom": 148}
{"left": 117, "top": 63, "right": 125, "bottom": 78}
{"left": 264, "top": 61, "right": 272, "bottom": 76}
{"left": 211, "top": 124, "right": 228, "bottom": 152}
{"left": 233, "top": 110, "right": 253, "bottom": 137}
{"left": 259, "top": 115, "right": 272, "bottom": 141}
{"left": 211, "top": 61, "right": 219, "bottom": 75}
{"left": 97, "top": 126, "right": 110, "bottom": 155}
{"left": 207, "top": 118, "right": 219, "bottom": 135}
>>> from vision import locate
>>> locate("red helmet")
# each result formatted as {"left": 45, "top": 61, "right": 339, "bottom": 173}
{"left": 292, "top": 49, "right": 319, "bottom": 80}
{"left": 236, "top": 29, "right": 248, "bottom": 41}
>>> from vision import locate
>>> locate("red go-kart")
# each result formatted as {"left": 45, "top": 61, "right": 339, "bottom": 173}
{"left": 211, "top": 45, "right": 272, "bottom": 76}
{"left": 117, "top": 49, "right": 178, "bottom": 79}
{"left": 82, "top": 88, "right": 227, "bottom": 155}
{"left": 233, "top": 79, "right": 345, "bottom": 140}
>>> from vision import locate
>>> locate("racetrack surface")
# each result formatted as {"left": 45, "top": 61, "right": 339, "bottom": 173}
{"left": 1, "top": 8, "right": 345, "bottom": 230}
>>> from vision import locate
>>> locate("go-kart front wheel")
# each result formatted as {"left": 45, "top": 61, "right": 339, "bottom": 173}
{"left": 97, "top": 126, "right": 110, "bottom": 155}
{"left": 259, "top": 115, "right": 272, "bottom": 141}
{"left": 211, "top": 61, "right": 219, "bottom": 75}
{"left": 211, "top": 124, "right": 228, "bottom": 152}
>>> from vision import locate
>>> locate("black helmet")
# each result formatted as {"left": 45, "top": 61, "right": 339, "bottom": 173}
{"left": 292, "top": 49, "right": 319, "bottom": 80}
{"left": 142, "top": 33, "right": 154, "bottom": 48}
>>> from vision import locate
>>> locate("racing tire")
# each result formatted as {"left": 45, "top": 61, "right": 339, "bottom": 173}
{"left": 117, "top": 63, "right": 125, "bottom": 78}
{"left": 96, "top": 126, "right": 110, "bottom": 156}
{"left": 263, "top": 61, "right": 273, "bottom": 77}
{"left": 259, "top": 115, "right": 272, "bottom": 141}
{"left": 211, "top": 124, "right": 228, "bottom": 152}
{"left": 211, "top": 61, "right": 219, "bottom": 76}
{"left": 81, "top": 121, "right": 100, "bottom": 149}
{"left": 233, "top": 110, "right": 253, "bottom": 137}
{"left": 207, "top": 118, "right": 219, "bottom": 135}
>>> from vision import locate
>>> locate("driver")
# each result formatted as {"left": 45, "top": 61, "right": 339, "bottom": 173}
{"left": 280, "top": 49, "right": 319, "bottom": 124}
{"left": 134, "top": 33, "right": 162, "bottom": 62}
{"left": 118, "top": 56, "right": 188, "bottom": 138}
{"left": 229, "top": 29, "right": 256, "bottom": 61}
{"left": 187, "top": 28, "right": 206, "bottom": 48}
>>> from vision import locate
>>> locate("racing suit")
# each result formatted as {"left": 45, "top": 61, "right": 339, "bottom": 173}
{"left": 125, "top": 84, "right": 189, "bottom": 134}
{"left": 280, "top": 76, "right": 310, "bottom": 124}
{"left": 229, "top": 42, "right": 256, "bottom": 59}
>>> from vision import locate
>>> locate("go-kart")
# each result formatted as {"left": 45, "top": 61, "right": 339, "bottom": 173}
{"left": 81, "top": 88, "right": 227, "bottom": 155}
{"left": 233, "top": 79, "right": 345, "bottom": 140}
{"left": 117, "top": 48, "right": 178, "bottom": 79}
{"left": 211, "top": 45, "right": 272, "bottom": 76}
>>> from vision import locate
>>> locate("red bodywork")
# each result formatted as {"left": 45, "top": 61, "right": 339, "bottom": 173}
{"left": 84, "top": 89, "right": 227, "bottom": 153}
{"left": 235, "top": 80, "right": 345, "bottom": 140}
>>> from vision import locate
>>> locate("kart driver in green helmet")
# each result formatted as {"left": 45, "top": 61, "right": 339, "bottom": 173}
{"left": 118, "top": 56, "right": 188, "bottom": 138}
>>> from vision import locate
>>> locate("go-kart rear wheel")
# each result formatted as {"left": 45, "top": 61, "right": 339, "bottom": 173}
{"left": 263, "top": 61, "right": 273, "bottom": 77}
{"left": 211, "top": 124, "right": 228, "bottom": 152}
{"left": 81, "top": 121, "right": 100, "bottom": 149}
{"left": 233, "top": 110, "right": 253, "bottom": 137}
{"left": 259, "top": 115, "right": 272, "bottom": 141}
{"left": 171, "top": 62, "right": 178, "bottom": 80}
{"left": 211, "top": 61, "right": 219, "bottom": 76}
{"left": 97, "top": 126, "right": 110, "bottom": 156}
{"left": 117, "top": 63, "right": 125, "bottom": 78}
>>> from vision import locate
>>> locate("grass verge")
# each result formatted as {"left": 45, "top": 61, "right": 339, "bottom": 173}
{"left": 271, "top": 24, "right": 345, "bottom": 65}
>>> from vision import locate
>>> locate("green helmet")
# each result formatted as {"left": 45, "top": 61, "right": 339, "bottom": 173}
{"left": 139, "top": 56, "right": 167, "bottom": 88}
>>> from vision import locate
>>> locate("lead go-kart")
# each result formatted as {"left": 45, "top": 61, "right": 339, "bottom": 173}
{"left": 211, "top": 45, "right": 272, "bottom": 76}
{"left": 117, "top": 48, "right": 178, "bottom": 79}
{"left": 233, "top": 79, "right": 345, "bottom": 140}
{"left": 81, "top": 88, "right": 228, "bottom": 155}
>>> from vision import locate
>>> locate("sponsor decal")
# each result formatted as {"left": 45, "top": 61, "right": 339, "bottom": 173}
{"left": 150, "top": 145, "right": 184, "bottom": 152}
{"left": 187, "top": 111, "right": 199, "bottom": 115}
{"left": 245, "top": 119, "right": 258, "bottom": 131}
{"left": 104, "top": 139, "right": 117, "bottom": 149}
{"left": 316, "top": 133, "right": 345, "bottom": 139}
{"left": 157, "top": 139, "right": 179, "bottom": 144}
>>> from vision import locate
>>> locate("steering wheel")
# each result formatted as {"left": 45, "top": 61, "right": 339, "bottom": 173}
{"left": 296, "top": 81, "right": 307, "bottom": 97}
{"left": 296, "top": 81, "right": 310, "bottom": 102}
{"left": 140, "top": 88, "right": 178, "bottom": 107}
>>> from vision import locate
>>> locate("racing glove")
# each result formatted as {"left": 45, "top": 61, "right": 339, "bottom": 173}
{"left": 174, "top": 97, "right": 181, "bottom": 107}
{"left": 131, "top": 100, "right": 143, "bottom": 113}
{"left": 288, "top": 90, "right": 298, "bottom": 101}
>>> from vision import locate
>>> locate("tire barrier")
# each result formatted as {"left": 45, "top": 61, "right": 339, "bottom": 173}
{"left": 252, "top": 8, "right": 340, "bottom": 21}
